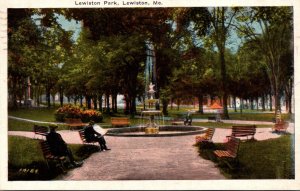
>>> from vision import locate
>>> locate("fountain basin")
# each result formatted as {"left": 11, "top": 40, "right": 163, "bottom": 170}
{"left": 106, "top": 125, "right": 207, "bottom": 137}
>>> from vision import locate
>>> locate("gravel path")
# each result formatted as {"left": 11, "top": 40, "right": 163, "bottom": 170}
{"left": 57, "top": 135, "right": 225, "bottom": 180}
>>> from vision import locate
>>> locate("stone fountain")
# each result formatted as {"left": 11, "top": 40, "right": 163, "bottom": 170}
{"left": 142, "top": 82, "right": 163, "bottom": 134}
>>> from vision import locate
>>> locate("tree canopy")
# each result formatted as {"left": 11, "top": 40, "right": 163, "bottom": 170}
{"left": 8, "top": 7, "right": 294, "bottom": 117}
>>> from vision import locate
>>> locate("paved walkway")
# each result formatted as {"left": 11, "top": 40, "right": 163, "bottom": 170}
{"left": 8, "top": 116, "right": 294, "bottom": 180}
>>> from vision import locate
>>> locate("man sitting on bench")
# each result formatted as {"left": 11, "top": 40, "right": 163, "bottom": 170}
{"left": 84, "top": 121, "right": 111, "bottom": 152}
{"left": 46, "top": 125, "right": 83, "bottom": 168}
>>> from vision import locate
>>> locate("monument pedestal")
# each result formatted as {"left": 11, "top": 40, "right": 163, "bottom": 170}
{"left": 145, "top": 127, "right": 159, "bottom": 134}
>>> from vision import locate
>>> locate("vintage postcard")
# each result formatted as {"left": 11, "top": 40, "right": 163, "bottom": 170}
{"left": 1, "top": 0, "right": 299, "bottom": 190}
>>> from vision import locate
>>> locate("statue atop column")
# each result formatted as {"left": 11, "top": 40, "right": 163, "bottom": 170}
{"left": 148, "top": 82, "right": 155, "bottom": 99}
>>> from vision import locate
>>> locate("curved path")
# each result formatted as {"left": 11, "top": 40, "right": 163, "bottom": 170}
{"left": 8, "top": 116, "right": 294, "bottom": 180}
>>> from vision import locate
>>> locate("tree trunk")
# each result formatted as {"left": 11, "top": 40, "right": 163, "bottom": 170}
{"left": 130, "top": 96, "right": 136, "bottom": 116}
{"left": 250, "top": 98, "right": 254, "bottom": 110}
{"left": 124, "top": 95, "right": 130, "bottom": 114}
{"left": 86, "top": 95, "right": 92, "bottom": 109}
{"left": 46, "top": 88, "right": 51, "bottom": 108}
{"left": 177, "top": 99, "right": 180, "bottom": 111}
{"left": 233, "top": 96, "right": 237, "bottom": 112}
{"left": 198, "top": 94, "right": 204, "bottom": 114}
{"left": 219, "top": 46, "right": 229, "bottom": 119}
{"left": 240, "top": 98, "right": 243, "bottom": 114}
{"left": 59, "top": 88, "right": 64, "bottom": 107}
{"left": 51, "top": 94, "right": 55, "bottom": 107}
{"left": 93, "top": 96, "right": 98, "bottom": 110}
{"left": 80, "top": 96, "right": 83, "bottom": 107}
{"left": 285, "top": 80, "right": 293, "bottom": 114}
{"left": 288, "top": 95, "right": 292, "bottom": 114}
{"left": 269, "top": 93, "right": 273, "bottom": 111}
{"left": 12, "top": 77, "right": 18, "bottom": 109}
{"left": 262, "top": 94, "right": 266, "bottom": 111}
{"left": 111, "top": 95, "right": 115, "bottom": 112}
{"left": 73, "top": 97, "right": 77, "bottom": 105}
{"left": 106, "top": 94, "right": 110, "bottom": 114}
{"left": 112, "top": 94, "right": 118, "bottom": 113}
{"left": 98, "top": 94, "right": 103, "bottom": 112}
{"left": 162, "top": 99, "right": 168, "bottom": 115}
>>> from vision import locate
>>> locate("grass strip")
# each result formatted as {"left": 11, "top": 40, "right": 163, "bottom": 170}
{"left": 8, "top": 135, "right": 98, "bottom": 180}
{"left": 197, "top": 135, "right": 295, "bottom": 179}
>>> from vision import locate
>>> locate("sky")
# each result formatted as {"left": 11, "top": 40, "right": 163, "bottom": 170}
{"left": 56, "top": 14, "right": 81, "bottom": 41}
{"left": 31, "top": 13, "right": 81, "bottom": 41}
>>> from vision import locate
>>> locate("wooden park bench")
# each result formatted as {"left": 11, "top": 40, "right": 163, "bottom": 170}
{"left": 214, "top": 137, "right": 240, "bottom": 169}
{"left": 195, "top": 128, "right": 215, "bottom": 144}
{"left": 78, "top": 129, "right": 98, "bottom": 145}
{"left": 33, "top": 125, "right": 49, "bottom": 139}
{"left": 39, "top": 140, "right": 67, "bottom": 171}
{"left": 65, "top": 118, "right": 87, "bottom": 130}
{"left": 226, "top": 125, "right": 256, "bottom": 140}
{"left": 272, "top": 120, "right": 289, "bottom": 133}
{"left": 111, "top": 117, "right": 130, "bottom": 127}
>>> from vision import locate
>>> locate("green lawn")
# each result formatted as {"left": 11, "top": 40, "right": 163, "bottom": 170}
{"left": 8, "top": 135, "right": 98, "bottom": 180}
{"left": 8, "top": 118, "right": 69, "bottom": 131}
{"left": 8, "top": 108, "right": 58, "bottom": 122}
{"left": 197, "top": 135, "right": 295, "bottom": 179}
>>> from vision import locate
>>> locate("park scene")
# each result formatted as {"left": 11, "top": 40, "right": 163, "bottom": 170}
{"left": 7, "top": 7, "right": 294, "bottom": 181}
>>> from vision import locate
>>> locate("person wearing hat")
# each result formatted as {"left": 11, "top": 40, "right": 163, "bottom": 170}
{"left": 84, "top": 121, "right": 110, "bottom": 151}
{"left": 46, "top": 125, "right": 83, "bottom": 168}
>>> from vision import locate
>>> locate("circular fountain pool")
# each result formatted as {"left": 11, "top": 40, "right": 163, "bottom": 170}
{"left": 106, "top": 125, "right": 207, "bottom": 137}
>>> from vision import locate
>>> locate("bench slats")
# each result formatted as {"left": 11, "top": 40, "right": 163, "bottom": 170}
{"left": 39, "top": 140, "right": 66, "bottom": 170}
{"left": 195, "top": 128, "right": 215, "bottom": 144}
{"left": 111, "top": 117, "right": 130, "bottom": 127}
{"left": 78, "top": 130, "right": 97, "bottom": 145}
{"left": 65, "top": 118, "right": 87, "bottom": 130}
{"left": 228, "top": 125, "right": 256, "bottom": 140}
{"left": 214, "top": 137, "right": 240, "bottom": 159}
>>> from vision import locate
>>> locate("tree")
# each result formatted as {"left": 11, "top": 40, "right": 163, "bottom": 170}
{"left": 207, "top": 7, "right": 239, "bottom": 119}
{"left": 236, "top": 7, "right": 293, "bottom": 116}
{"left": 8, "top": 9, "right": 40, "bottom": 108}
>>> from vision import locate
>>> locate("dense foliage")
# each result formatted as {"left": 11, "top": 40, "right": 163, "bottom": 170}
{"left": 8, "top": 7, "right": 293, "bottom": 118}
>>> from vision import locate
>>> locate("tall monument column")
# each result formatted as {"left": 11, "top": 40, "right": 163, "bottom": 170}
{"left": 26, "top": 77, "right": 32, "bottom": 107}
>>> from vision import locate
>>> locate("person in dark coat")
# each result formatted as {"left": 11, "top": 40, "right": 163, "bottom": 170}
{"left": 46, "top": 125, "right": 83, "bottom": 167}
{"left": 84, "top": 121, "right": 110, "bottom": 151}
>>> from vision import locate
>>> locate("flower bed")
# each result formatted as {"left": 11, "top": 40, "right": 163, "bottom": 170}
{"left": 54, "top": 104, "right": 103, "bottom": 123}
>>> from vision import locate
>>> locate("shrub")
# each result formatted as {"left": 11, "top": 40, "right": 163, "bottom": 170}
{"left": 54, "top": 104, "right": 103, "bottom": 123}
{"left": 81, "top": 109, "right": 103, "bottom": 123}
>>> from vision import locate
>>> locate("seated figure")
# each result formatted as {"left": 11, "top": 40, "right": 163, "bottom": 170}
{"left": 84, "top": 121, "right": 110, "bottom": 152}
{"left": 184, "top": 113, "right": 192, "bottom": 126}
{"left": 46, "top": 125, "right": 83, "bottom": 168}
